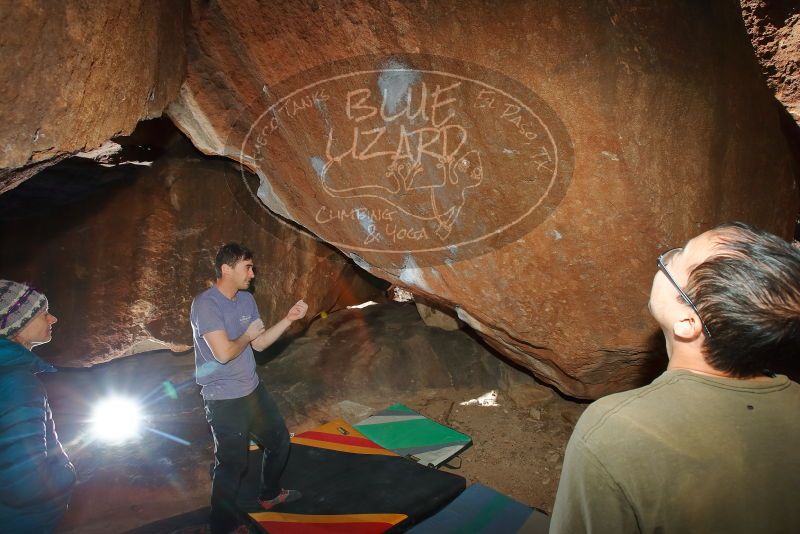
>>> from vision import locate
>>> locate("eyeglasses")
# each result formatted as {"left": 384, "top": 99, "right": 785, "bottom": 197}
{"left": 656, "top": 248, "right": 712, "bottom": 339}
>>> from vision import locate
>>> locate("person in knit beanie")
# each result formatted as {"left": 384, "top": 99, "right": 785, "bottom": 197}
{"left": 0, "top": 280, "right": 49, "bottom": 340}
{"left": 0, "top": 280, "right": 76, "bottom": 533}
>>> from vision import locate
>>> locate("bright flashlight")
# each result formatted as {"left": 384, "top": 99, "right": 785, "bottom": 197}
{"left": 90, "top": 397, "right": 143, "bottom": 444}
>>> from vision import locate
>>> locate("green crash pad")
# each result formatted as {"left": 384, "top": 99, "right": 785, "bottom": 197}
{"left": 355, "top": 404, "right": 471, "bottom": 467}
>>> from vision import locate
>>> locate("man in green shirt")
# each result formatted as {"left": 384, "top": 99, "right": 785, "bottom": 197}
{"left": 551, "top": 222, "right": 800, "bottom": 533}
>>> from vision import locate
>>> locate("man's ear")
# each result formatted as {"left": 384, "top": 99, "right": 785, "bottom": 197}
{"left": 672, "top": 315, "right": 702, "bottom": 341}
{"left": 220, "top": 263, "right": 232, "bottom": 277}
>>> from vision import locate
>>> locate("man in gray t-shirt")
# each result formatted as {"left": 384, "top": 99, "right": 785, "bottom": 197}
{"left": 190, "top": 243, "right": 308, "bottom": 534}
{"left": 192, "top": 285, "right": 260, "bottom": 400}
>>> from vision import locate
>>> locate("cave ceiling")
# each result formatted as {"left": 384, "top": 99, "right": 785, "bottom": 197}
{"left": 1, "top": 1, "right": 798, "bottom": 398}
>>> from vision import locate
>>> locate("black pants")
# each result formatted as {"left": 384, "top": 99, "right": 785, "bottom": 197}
{"left": 204, "top": 382, "right": 290, "bottom": 533}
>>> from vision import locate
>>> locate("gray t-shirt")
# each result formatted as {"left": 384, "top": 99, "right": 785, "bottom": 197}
{"left": 191, "top": 286, "right": 260, "bottom": 400}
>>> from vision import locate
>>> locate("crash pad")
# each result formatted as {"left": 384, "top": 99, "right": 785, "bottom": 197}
{"left": 120, "top": 507, "right": 210, "bottom": 534}
{"left": 407, "top": 483, "right": 550, "bottom": 533}
{"left": 355, "top": 404, "right": 471, "bottom": 467}
{"left": 242, "top": 419, "right": 466, "bottom": 533}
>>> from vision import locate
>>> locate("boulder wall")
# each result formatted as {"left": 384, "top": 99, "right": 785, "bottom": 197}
{"left": 0, "top": 151, "right": 382, "bottom": 367}
{"left": 741, "top": 0, "right": 800, "bottom": 123}
{"left": 169, "top": 1, "right": 796, "bottom": 397}
{"left": 0, "top": 1, "right": 188, "bottom": 193}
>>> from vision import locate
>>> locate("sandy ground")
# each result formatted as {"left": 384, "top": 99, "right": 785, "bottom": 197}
{"left": 47, "top": 304, "right": 587, "bottom": 532}
{"left": 408, "top": 388, "right": 586, "bottom": 513}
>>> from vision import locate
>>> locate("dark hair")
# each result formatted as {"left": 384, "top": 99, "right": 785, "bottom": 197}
{"left": 685, "top": 222, "right": 800, "bottom": 377}
{"left": 214, "top": 243, "right": 253, "bottom": 279}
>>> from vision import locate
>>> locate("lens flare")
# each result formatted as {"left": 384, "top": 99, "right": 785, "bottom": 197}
{"left": 90, "top": 397, "right": 143, "bottom": 443}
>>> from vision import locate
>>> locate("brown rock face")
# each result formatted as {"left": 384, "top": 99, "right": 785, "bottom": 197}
{"left": 167, "top": 1, "right": 798, "bottom": 398}
{"left": 0, "top": 1, "right": 188, "bottom": 193}
{"left": 415, "top": 300, "right": 461, "bottom": 332}
{"left": 741, "top": 0, "right": 800, "bottom": 123}
{"left": 0, "top": 144, "right": 382, "bottom": 367}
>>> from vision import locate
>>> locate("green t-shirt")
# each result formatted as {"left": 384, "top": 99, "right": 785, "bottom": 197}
{"left": 550, "top": 369, "right": 800, "bottom": 534}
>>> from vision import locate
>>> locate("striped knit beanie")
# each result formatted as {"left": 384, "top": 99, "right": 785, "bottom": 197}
{"left": 0, "top": 280, "right": 48, "bottom": 339}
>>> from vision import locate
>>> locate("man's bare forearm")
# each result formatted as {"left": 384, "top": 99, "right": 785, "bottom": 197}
{"left": 204, "top": 321, "right": 265, "bottom": 364}
{"left": 214, "top": 332, "right": 252, "bottom": 363}
{"left": 228, "top": 332, "right": 255, "bottom": 361}
{"left": 251, "top": 318, "right": 293, "bottom": 352}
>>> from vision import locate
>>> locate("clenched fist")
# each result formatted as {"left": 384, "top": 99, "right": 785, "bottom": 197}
{"left": 245, "top": 318, "right": 265, "bottom": 341}
{"left": 286, "top": 299, "right": 309, "bottom": 322}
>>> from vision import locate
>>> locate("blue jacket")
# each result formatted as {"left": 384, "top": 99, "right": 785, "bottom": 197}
{"left": 0, "top": 338, "right": 76, "bottom": 533}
